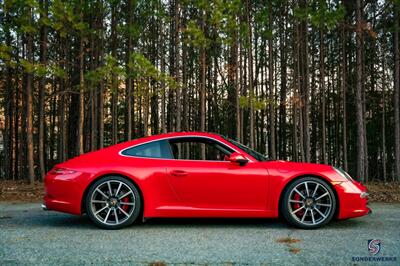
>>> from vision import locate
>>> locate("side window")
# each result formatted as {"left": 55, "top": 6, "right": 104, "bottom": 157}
{"left": 169, "top": 138, "right": 233, "bottom": 161}
{"left": 121, "top": 140, "right": 172, "bottom": 159}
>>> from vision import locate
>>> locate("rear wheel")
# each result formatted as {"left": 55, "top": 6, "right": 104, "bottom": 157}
{"left": 281, "top": 177, "right": 336, "bottom": 229}
{"left": 85, "top": 176, "right": 141, "bottom": 229}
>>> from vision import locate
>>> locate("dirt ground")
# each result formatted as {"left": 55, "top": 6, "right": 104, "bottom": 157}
{"left": 366, "top": 181, "right": 400, "bottom": 203}
{"left": 0, "top": 180, "right": 44, "bottom": 202}
{"left": 0, "top": 180, "right": 399, "bottom": 203}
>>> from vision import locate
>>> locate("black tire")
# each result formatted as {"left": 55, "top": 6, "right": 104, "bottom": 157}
{"left": 85, "top": 176, "right": 141, "bottom": 229}
{"left": 281, "top": 177, "right": 336, "bottom": 229}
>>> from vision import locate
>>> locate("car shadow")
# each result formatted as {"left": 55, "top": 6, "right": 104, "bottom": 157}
{"left": 28, "top": 212, "right": 289, "bottom": 230}
{"left": 326, "top": 218, "right": 369, "bottom": 229}
{"left": 141, "top": 217, "right": 288, "bottom": 229}
{"left": 4, "top": 208, "right": 370, "bottom": 230}
{"left": 37, "top": 215, "right": 368, "bottom": 230}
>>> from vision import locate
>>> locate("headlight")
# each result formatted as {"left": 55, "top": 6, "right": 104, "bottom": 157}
{"left": 332, "top": 167, "right": 354, "bottom": 182}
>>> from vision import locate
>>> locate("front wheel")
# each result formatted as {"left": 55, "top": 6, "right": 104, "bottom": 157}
{"left": 281, "top": 177, "right": 336, "bottom": 229}
{"left": 85, "top": 176, "right": 141, "bottom": 229}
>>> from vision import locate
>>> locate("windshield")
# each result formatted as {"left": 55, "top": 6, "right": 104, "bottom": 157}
{"left": 222, "top": 136, "right": 268, "bottom": 162}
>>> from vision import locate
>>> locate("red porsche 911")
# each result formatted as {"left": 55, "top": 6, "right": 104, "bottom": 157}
{"left": 43, "top": 132, "right": 370, "bottom": 229}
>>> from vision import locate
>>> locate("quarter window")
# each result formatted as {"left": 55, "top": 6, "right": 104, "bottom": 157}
{"left": 121, "top": 140, "right": 172, "bottom": 159}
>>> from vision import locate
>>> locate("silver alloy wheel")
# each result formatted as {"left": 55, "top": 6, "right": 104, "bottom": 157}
{"left": 90, "top": 180, "right": 136, "bottom": 226}
{"left": 288, "top": 181, "right": 333, "bottom": 226}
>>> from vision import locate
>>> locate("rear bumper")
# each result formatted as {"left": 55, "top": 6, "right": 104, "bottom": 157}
{"left": 43, "top": 170, "right": 90, "bottom": 215}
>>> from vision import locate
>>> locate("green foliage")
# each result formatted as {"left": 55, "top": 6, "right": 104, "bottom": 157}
{"left": 183, "top": 0, "right": 244, "bottom": 47}
{"left": 129, "top": 53, "right": 177, "bottom": 91}
{"left": 239, "top": 95, "right": 277, "bottom": 110}
{"left": 50, "top": 0, "right": 89, "bottom": 37}
{"left": 47, "top": 64, "right": 66, "bottom": 78}
{"left": 254, "top": 1, "right": 273, "bottom": 39}
{"left": 0, "top": 44, "right": 17, "bottom": 68}
{"left": 20, "top": 59, "right": 35, "bottom": 73}
{"left": 85, "top": 55, "right": 124, "bottom": 92}
{"left": 184, "top": 20, "right": 209, "bottom": 48}
{"left": 294, "top": 0, "right": 346, "bottom": 30}
{"left": 85, "top": 52, "right": 176, "bottom": 95}
{"left": 310, "top": 0, "right": 345, "bottom": 30}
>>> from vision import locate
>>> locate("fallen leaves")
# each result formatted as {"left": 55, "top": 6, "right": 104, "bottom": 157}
{"left": 366, "top": 182, "right": 400, "bottom": 203}
{"left": 276, "top": 237, "right": 302, "bottom": 254}
{"left": 0, "top": 180, "right": 44, "bottom": 202}
{"left": 276, "top": 237, "right": 301, "bottom": 244}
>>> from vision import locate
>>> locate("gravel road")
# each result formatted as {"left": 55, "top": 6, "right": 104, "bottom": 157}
{"left": 0, "top": 202, "right": 399, "bottom": 265}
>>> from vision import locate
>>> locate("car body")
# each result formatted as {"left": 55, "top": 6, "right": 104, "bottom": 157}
{"left": 43, "top": 132, "right": 370, "bottom": 229}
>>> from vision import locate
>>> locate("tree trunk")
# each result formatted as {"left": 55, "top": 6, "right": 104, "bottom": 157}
{"left": 382, "top": 39, "right": 387, "bottom": 182}
{"left": 26, "top": 6, "right": 35, "bottom": 184}
{"left": 292, "top": 21, "right": 299, "bottom": 162}
{"left": 246, "top": 0, "right": 255, "bottom": 148}
{"left": 341, "top": 24, "right": 348, "bottom": 171}
{"left": 111, "top": 3, "right": 118, "bottom": 145}
{"left": 175, "top": 0, "right": 181, "bottom": 132}
{"left": 126, "top": 0, "right": 133, "bottom": 141}
{"left": 234, "top": 27, "right": 241, "bottom": 142}
{"left": 90, "top": 10, "right": 97, "bottom": 151}
{"left": 58, "top": 35, "right": 67, "bottom": 162}
{"left": 4, "top": 9, "right": 13, "bottom": 180}
{"left": 268, "top": 1, "right": 276, "bottom": 159}
{"left": 199, "top": 10, "right": 206, "bottom": 158}
{"left": 38, "top": 0, "right": 48, "bottom": 178}
{"left": 279, "top": 5, "right": 287, "bottom": 160}
{"left": 320, "top": 29, "right": 327, "bottom": 164}
{"left": 228, "top": 23, "right": 238, "bottom": 139}
{"left": 394, "top": 2, "right": 400, "bottom": 181}
{"left": 300, "top": 0, "right": 310, "bottom": 162}
{"left": 161, "top": 36, "right": 167, "bottom": 133}
{"left": 356, "top": 0, "right": 366, "bottom": 182}
{"left": 182, "top": 7, "right": 189, "bottom": 132}
{"left": 77, "top": 3, "right": 85, "bottom": 155}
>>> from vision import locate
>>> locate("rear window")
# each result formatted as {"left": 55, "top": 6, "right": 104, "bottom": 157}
{"left": 121, "top": 140, "right": 172, "bottom": 159}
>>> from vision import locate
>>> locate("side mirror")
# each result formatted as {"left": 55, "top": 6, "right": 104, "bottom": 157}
{"left": 228, "top": 152, "right": 249, "bottom": 165}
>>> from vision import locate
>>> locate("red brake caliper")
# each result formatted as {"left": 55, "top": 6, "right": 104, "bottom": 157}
{"left": 293, "top": 193, "right": 304, "bottom": 217}
{"left": 121, "top": 196, "right": 129, "bottom": 211}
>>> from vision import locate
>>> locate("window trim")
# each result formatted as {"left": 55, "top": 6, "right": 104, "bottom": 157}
{"left": 118, "top": 135, "right": 254, "bottom": 163}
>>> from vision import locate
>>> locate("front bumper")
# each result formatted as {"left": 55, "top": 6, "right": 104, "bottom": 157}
{"left": 336, "top": 181, "right": 371, "bottom": 219}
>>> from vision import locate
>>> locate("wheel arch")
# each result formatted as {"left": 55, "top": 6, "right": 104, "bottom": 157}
{"left": 277, "top": 174, "right": 340, "bottom": 219}
{"left": 80, "top": 173, "right": 144, "bottom": 216}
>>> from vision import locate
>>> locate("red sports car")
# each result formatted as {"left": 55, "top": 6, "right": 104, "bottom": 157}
{"left": 43, "top": 132, "right": 370, "bottom": 229}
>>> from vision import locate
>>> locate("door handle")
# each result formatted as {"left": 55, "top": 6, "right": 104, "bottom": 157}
{"left": 170, "top": 170, "right": 188, "bottom": 177}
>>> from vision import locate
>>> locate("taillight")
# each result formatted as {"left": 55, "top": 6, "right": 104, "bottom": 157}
{"left": 49, "top": 167, "right": 76, "bottom": 175}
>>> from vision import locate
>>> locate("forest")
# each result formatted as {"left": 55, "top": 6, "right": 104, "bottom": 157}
{"left": 0, "top": 0, "right": 399, "bottom": 184}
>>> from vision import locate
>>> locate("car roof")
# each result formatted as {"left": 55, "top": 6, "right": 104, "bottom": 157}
{"left": 131, "top": 131, "right": 223, "bottom": 143}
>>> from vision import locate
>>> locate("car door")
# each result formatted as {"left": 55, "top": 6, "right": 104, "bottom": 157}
{"left": 166, "top": 137, "right": 268, "bottom": 210}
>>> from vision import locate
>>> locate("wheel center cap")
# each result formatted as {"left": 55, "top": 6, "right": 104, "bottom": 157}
{"left": 305, "top": 198, "right": 314, "bottom": 207}
{"left": 109, "top": 198, "right": 118, "bottom": 207}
